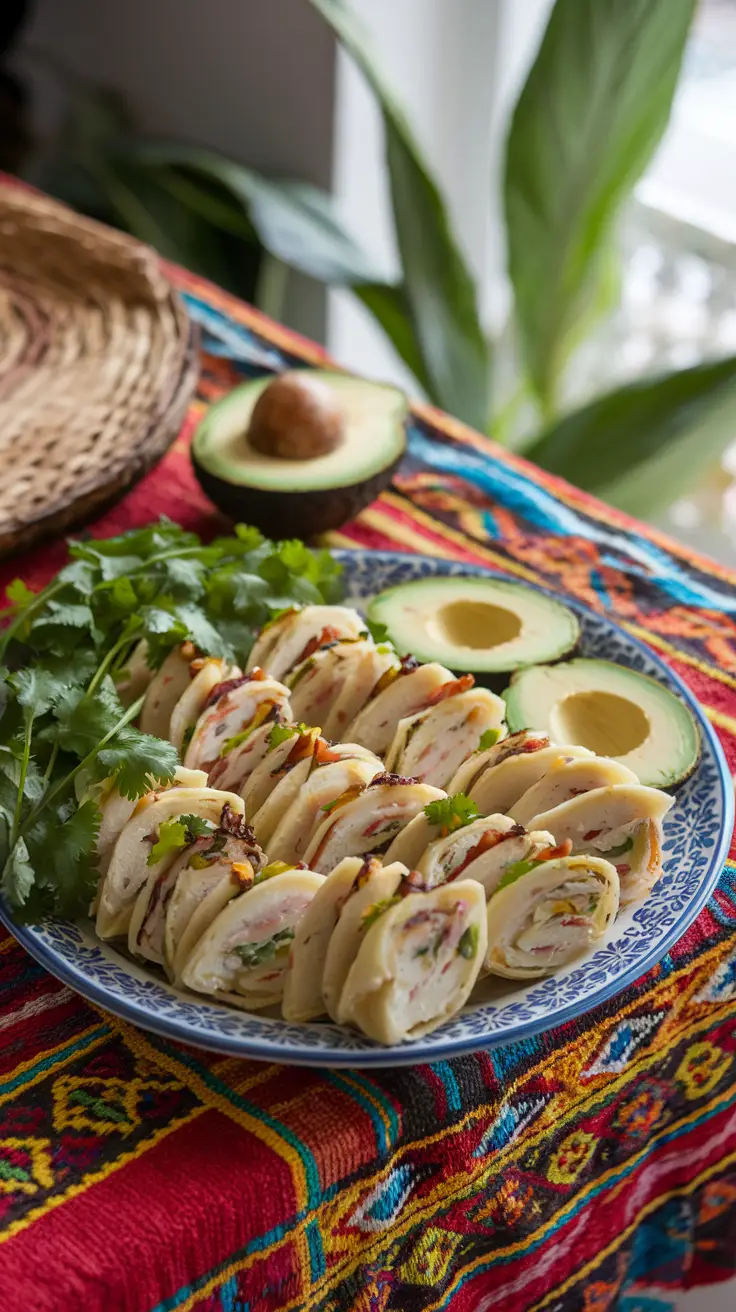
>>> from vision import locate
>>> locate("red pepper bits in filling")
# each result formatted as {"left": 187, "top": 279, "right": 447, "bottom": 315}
{"left": 203, "top": 674, "right": 251, "bottom": 710}
{"left": 368, "top": 772, "right": 418, "bottom": 788}
{"left": 424, "top": 674, "right": 475, "bottom": 707}
{"left": 295, "top": 626, "right": 342, "bottom": 666}
{"left": 450, "top": 824, "right": 527, "bottom": 879}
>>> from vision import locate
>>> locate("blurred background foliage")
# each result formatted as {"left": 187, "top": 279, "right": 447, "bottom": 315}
{"left": 7, "top": 0, "right": 736, "bottom": 521}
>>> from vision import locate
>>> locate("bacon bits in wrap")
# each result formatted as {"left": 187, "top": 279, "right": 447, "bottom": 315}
{"left": 169, "top": 658, "right": 236, "bottom": 753}
{"left": 183, "top": 670, "right": 292, "bottom": 771}
{"left": 246, "top": 605, "right": 365, "bottom": 681}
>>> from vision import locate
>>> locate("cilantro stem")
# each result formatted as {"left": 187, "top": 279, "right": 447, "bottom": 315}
{"left": 10, "top": 714, "right": 33, "bottom": 849}
{"left": 86, "top": 631, "right": 142, "bottom": 698}
{"left": 17, "top": 693, "right": 146, "bottom": 843}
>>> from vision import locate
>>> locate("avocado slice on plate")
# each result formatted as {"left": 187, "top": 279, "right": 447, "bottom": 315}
{"left": 192, "top": 369, "right": 407, "bottom": 538}
{"left": 503, "top": 658, "right": 700, "bottom": 788}
{"left": 367, "top": 575, "right": 579, "bottom": 676}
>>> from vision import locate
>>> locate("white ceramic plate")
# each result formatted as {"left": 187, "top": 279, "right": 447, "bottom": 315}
{"left": 1, "top": 551, "right": 731, "bottom": 1067}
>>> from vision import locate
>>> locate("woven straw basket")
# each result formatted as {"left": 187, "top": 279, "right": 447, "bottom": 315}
{"left": 0, "top": 182, "right": 199, "bottom": 556}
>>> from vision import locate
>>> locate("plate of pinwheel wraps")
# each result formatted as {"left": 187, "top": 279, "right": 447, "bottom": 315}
{"left": 1, "top": 542, "right": 731, "bottom": 1068}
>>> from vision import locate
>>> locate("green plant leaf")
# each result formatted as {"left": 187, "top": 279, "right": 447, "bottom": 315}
{"left": 504, "top": 0, "right": 695, "bottom": 413}
{"left": 310, "top": 0, "right": 490, "bottom": 429}
{"left": 353, "top": 282, "right": 433, "bottom": 395}
{"left": 133, "top": 141, "right": 386, "bottom": 286}
{"left": 524, "top": 355, "right": 736, "bottom": 516}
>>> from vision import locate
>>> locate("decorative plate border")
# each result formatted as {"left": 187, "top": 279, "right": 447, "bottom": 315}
{"left": 0, "top": 551, "right": 731, "bottom": 1068}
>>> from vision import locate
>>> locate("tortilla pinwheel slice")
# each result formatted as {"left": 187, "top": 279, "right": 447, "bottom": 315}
{"left": 321, "top": 642, "right": 399, "bottom": 742}
{"left": 321, "top": 858, "right": 408, "bottom": 1022}
{"left": 525, "top": 783, "right": 674, "bottom": 905}
{"left": 183, "top": 671, "right": 292, "bottom": 772}
{"left": 447, "top": 728, "right": 552, "bottom": 796}
{"left": 484, "top": 854, "right": 619, "bottom": 979}
{"left": 169, "top": 658, "right": 237, "bottom": 753}
{"left": 267, "top": 756, "right": 383, "bottom": 864}
{"left": 462, "top": 741, "right": 596, "bottom": 816}
{"left": 128, "top": 813, "right": 263, "bottom": 968}
{"left": 416, "top": 815, "right": 559, "bottom": 897}
{"left": 286, "top": 638, "right": 376, "bottom": 733}
{"left": 241, "top": 724, "right": 320, "bottom": 817}
{"left": 386, "top": 685, "right": 506, "bottom": 788}
{"left": 346, "top": 660, "right": 457, "bottom": 756}
{"left": 282, "top": 856, "right": 368, "bottom": 1022}
{"left": 510, "top": 755, "right": 639, "bottom": 826}
{"left": 383, "top": 811, "right": 444, "bottom": 869}
{"left": 94, "top": 767, "right": 208, "bottom": 876}
{"left": 339, "top": 879, "right": 488, "bottom": 1043}
{"left": 206, "top": 709, "right": 289, "bottom": 793}
{"left": 246, "top": 605, "right": 365, "bottom": 681}
{"left": 180, "top": 868, "right": 325, "bottom": 1010}
{"left": 304, "top": 777, "right": 446, "bottom": 873}
{"left": 140, "top": 642, "right": 198, "bottom": 739}
{"left": 96, "top": 787, "right": 245, "bottom": 940}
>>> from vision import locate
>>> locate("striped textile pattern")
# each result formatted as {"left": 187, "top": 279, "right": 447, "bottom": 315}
{"left": 0, "top": 269, "right": 734, "bottom": 1312}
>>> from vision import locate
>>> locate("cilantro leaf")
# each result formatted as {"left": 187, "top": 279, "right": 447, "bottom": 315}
{"left": 268, "top": 722, "right": 298, "bottom": 750}
{"left": 477, "top": 728, "right": 501, "bottom": 752}
{"left": 5, "top": 579, "right": 35, "bottom": 609}
{"left": 2, "top": 837, "right": 35, "bottom": 906}
{"left": 147, "top": 814, "right": 216, "bottom": 866}
{"left": 97, "top": 728, "right": 179, "bottom": 801}
{"left": 423, "top": 793, "right": 480, "bottom": 834}
{"left": 365, "top": 618, "right": 391, "bottom": 645}
{"left": 13, "top": 668, "right": 68, "bottom": 718}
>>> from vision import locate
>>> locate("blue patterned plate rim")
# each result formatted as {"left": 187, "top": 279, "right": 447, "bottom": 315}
{"left": 0, "top": 549, "right": 731, "bottom": 1069}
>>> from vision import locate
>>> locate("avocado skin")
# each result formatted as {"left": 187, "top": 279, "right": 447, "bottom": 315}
{"left": 192, "top": 448, "right": 403, "bottom": 539}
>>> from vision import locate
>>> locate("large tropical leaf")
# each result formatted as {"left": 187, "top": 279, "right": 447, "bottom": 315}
{"left": 132, "top": 141, "right": 387, "bottom": 286}
{"left": 524, "top": 356, "right": 736, "bottom": 517}
{"left": 505, "top": 0, "right": 695, "bottom": 414}
{"left": 309, "top": 0, "right": 491, "bottom": 430}
{"left": 353, "top": 283, "right": 433, "bottom": 394}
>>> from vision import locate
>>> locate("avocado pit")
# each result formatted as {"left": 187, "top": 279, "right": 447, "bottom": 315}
{"left": 248, "top": 371, "right": 345, "bottom": 461}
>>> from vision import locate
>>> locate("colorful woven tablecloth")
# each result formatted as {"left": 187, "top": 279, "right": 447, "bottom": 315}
{"left": 0, "top": 270, "right": 735, "bottom": 1312}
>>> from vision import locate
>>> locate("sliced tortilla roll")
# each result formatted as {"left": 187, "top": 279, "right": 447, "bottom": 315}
{"left": 304, "top": 777, "right": 445, "bottom": 873}
{"left": 346, "top": 660, "right": 456, "bottom": 755}
{"left": 242, "top": 725, "right": 320, "bottom": 817}
{"left": 96, "top": 787, "right": 245, "bottom": 940}
{"left": 95, "top": 767, "right": 208, "bottom": 875}
{"left": 321, "top": 858, "right": 407, "bottom": 1021}
{"left": 129, "top": 814, "right": 262, "bottom": 968}
{"left": 416, "top": 815, "right": 559, "bottom": 897}
{"left": 339, "top": 879, "right": 488, "bottom": 1043}
{"left": 448, "top": 728, "right": 552, "bottom": 796}
{"left": 321, "top": 642, "right": 398, "bottom": 742}
{"left": 140, "top": 642, "right": 198, "bottom": 739}
{"left": 287, "top": 638, "right": 375, "bottom": 734}
{"left": 169, "top": 658, "right": 237, "bottom": 755}
{"left": 183, "top": 671, "right": 292, "bottom": 772}
{"left": 282, "top": 856, "right": 367, "bottom": 1022}
{"left": 247, "top": 605, "right": 365, "bottom": 681}
{"left": 386, "top": 685, "right": 506, "bottom": 788}
{"left": 268, "top": 756, "right": 382, "bottom": 863}
{"left": 510, "top": 756, "right": 639, "bottom": 826}
{"left": 383, "top": 811, "right": 444, "bottom": 869}
{"left": 180, "top": 868, "right": 325, "bottom": 1010}
{"left": 207, "top": 711, "right": 288, "bottom": 793}
{"left": 484, "top": 854, "right": 619, "bottom": 979}
{"left": 525, "top": 783, "right": 673, "bottom": 905}
{"left": 463, "top": 742, "right": 595, "bottom": 816}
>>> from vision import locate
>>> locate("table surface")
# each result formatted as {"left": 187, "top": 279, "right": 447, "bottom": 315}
{"left": 0, "top": 267, "right": 735, "bottom": 1312}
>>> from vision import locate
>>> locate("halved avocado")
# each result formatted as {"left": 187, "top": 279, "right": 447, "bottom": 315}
{"left": 192, "top": 369, "right": 407, "bottom": 538}
{"left": 367, "top": 575, "right": 579, "bottom": 676}
{"left": 503, "top": 658, "right": 700, "bottom": 788}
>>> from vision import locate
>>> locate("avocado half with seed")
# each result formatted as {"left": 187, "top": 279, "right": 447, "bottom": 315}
{"left": 191, "top": 369, "right": 408, "bottom": 538}
{"left": 504, "top": 658, "right": 700, "bottom": 788}
{"left": 367, "top": 575, "right": 580, "bottom": 676}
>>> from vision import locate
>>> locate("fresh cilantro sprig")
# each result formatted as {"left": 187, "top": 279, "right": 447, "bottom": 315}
{"left": 147, "top": 815, "right": 216, "bottom": 866}
{"left": 477, "top": 728, "right": 501, "bottom": 753}
{"left": 0, "top": 519, "right": 343, "bottom": 921}
{"left": 424, "top": 793, "right": 480, "bottom": 836}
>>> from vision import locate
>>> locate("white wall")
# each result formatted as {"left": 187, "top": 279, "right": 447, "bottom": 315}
{"left": 18, "top": 0, "right": 337, "bottom": 339}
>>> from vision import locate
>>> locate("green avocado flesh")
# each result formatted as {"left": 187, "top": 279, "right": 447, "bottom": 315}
{"left": 503, "top": 657, "right": 700, "bottom": 788}
{"left": 193, "top": 371, "right": 407, "bottom": 492}
{"left": 367, "top": 575, "right": 579, "bottom": 675}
